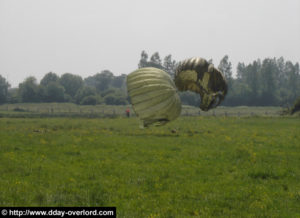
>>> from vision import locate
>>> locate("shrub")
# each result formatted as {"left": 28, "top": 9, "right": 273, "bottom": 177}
{"left": 80, "top": 95, "right": 102, "bottom": 105}
{"left": 291, "top": 96, "right": 300, "bottom": 114}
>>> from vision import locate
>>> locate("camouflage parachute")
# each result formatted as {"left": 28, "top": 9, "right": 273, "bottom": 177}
{"left": 174, "top": 57, "right": 227, "bottom": 111}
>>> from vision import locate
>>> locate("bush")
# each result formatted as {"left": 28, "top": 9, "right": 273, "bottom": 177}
{"left": 75, "top": 86, "right": 97, "bottom": 104}
{"left": 13, "top": 107, "right": 26, "bottom": 112}
{"left": 80, "top": 95, "right": 102, "bottom": 105}
{"left": 291, "top": 96, "right": 300, "bottom": 114}
{"left": 104, "top": 93, "right": 127, "bottom": 105}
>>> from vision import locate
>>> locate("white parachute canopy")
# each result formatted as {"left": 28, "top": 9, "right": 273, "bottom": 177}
{"left": 127, "top": 67, "right": 181, "bottom": 127}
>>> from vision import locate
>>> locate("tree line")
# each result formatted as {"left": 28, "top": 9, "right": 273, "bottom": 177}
{"left": 137, "top": 51, "right": 300, "bottom": 107}
{"left": 0, "top": 51, "right": 299, "bottom": 107}
{"left": 0, "top": 71, "right": 128, "bottom": 105}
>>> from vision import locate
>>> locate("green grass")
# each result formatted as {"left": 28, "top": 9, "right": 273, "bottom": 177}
{"left": 0, "top": 116, "right": 300, "bottom": 217}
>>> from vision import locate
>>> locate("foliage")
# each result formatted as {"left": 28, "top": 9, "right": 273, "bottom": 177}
{"left": 218, "top": 55, "right": 232, "bottom": 81}
{"left": 138, "top": 51, "right": 177, "bottom": 77}
{"left": 111, "top": 74, "right": 127, "bottom": 90}
{"left": 59, "top": 73, "right": 83, "bottom": 98}
{"left": 18, "top": 77, "right": 39, "bottom": 102}
{"left": 75, "top": 86, "right": 97, "bottom": 104}
{"left": 104, "top": 92, "right": 127, "bottom": 105}
{"left": 84, "top": 72, "right": 127, "bottom": 105}
{"left": 40, "top": 72, "right": 60, "bottom": 87}
{"left": 137, "top": 52, "right": 299, "bottom": 107}
{"left": 85, "top": 70, "right": 114, "bottom": 92}
{"left": 80, "top": 95, "right": 102, "bottom": 105}
{"left": 44, "top": 82, "right": 65, "bottom": 102}
{"left": 0, "top": 75, "right": 10, "bottom": 104}
{"left": 223, "top": 57, "right": 300, "bottom": 107}
{"left": 7, "top": 88, "right": 20, "bottom": 103}
{"left": 3, "top": 52, "right": 299, "bottom": 107}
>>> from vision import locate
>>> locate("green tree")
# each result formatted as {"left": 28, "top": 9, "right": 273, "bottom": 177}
{"left": 236, "top": 62, "right": 246, "bottom": 80}
{"left": 7, "top": 88, "right": 19, "bottom": 103}
{"left": 150, "top": 52, "right": 162, "bottom": 67}
{"left": 85, "top": 70, "right": 114, "bottom": 93}
{"left": 260, "top": 58, "right": 278, "bottom": 105}
{"left": 18, "top": 77, "right": 39, "bottom": 102}
{"left": 111, "top": 74, "right": 127, "bottom": 89}
{"left": 44, "top": 82, "right": 65, "bottom": 102}
{"left": 138, "top": 50, "right": 149, "bottom": 68}
{"left": 218, "top": 55, "right": 233, "bottom": 81}
{"left": 104, "top": 93, "right": 127, "bottom": 105}
{"left": 59, "top": 73, "right": 83, "bottom": 99}
{"left": 245, "top": 60, "right": 260, "bottom": 105}
{"left": 276, "top": 57, "right": 286, "bottom": 88}
{"left": 103, "top": 88, "right": 128, "bottom": 105}
{"left": 0, "top": 75, "right": 10, "bottom": 104}
{"left": 75, "top": 86, "right": 97, "bottom": 104}
{"left": 40, "top": 72, "right": 59, "bottom": 87}
{"left": 36, "top": 85, "right": 47, "bottom": 102}
{"left": 138, "top": 51, "right": 164, "bottom": 69}
{"left": 286, "top": 61, "right": 299, "bottom": 101}
{"left": 163, "top": 54, "right": 177, "bottom": 77}
{"left": 80, "top": 95, "right": 102, "bottom": 105}
{"left": 218, "top": 55, "right": 233, "bottom": 105}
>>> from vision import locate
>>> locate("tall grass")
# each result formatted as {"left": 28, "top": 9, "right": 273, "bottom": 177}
{"left": 0, "top": 116, "right": 299, "bottom": 217}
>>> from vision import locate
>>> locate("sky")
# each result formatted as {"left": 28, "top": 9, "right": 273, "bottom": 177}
{"left": 0, "top": 0, "right": 299, "bottom": 87}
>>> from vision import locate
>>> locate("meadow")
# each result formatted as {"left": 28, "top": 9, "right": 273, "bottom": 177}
{"left": 0, "top": 108, "right": 300, "bottom": 217}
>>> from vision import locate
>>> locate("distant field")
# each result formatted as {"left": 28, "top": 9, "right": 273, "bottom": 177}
{"left": 0, "top": 116, "right": 299, "bottom": 217}
{"left": 0, "top": 103, "right": 284, "bottom": 118}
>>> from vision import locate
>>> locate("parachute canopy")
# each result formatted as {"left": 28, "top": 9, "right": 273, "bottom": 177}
{"left": 127, "top": 67, "right": 181, "bottom": 127}
{"left": 175, "top": 57, "right": 227, "bottom": 111}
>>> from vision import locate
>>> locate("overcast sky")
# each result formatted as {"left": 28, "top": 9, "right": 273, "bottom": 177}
{"left": 1, "top": 0, "right": 299, "bottom": 87}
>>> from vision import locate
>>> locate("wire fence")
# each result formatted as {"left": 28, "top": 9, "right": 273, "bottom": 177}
{"left": 0, "top": 104, "right": 284, "bottom": 118}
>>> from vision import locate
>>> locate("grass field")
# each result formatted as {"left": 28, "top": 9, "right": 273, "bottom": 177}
{"left": 0, "top": 115, "right": 300, "bottom": 217}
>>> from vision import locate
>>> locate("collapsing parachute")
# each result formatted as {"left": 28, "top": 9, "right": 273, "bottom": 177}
{"left": 127, "top": 57, "right": 228, "bottom": 127}
{"left": 127, "top": 67, "right": 181, "bottom": 127}
{"left": 175, "top": 57, "right": 227, "bottom": 111}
